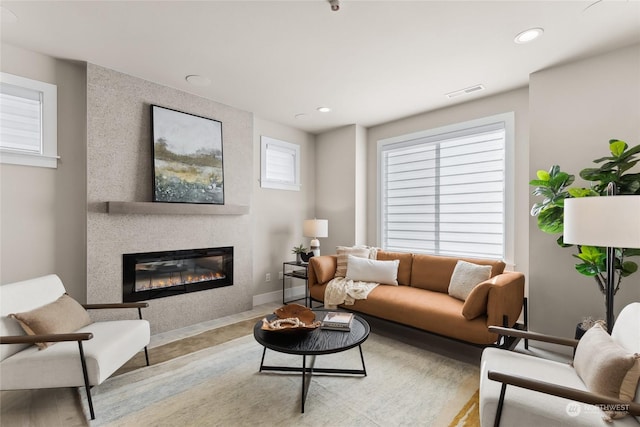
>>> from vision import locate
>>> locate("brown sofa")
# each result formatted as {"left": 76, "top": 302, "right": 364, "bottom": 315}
{"left": 307, "top": 251, "right": 525, "bottom": 345}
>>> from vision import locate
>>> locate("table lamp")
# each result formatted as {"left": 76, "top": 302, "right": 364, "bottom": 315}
{"left": 303, "top": 219, "right": 328, "bottom": 256}
{"left": 563, "top": 193, "right": 640, "bottom": 332}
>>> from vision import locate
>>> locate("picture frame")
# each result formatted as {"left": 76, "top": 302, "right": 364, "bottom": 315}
{"left": 151, "top": 105, "right": 224, "bottom": 204}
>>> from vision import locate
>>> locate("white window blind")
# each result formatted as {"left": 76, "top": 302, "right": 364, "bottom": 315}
{"left": 0, "top": 83, "right": 42, "bottom": 153}
{"left": 0, "top": 72, "right": 57, "bottom": 168}
{"left": 260, "top": 136, "right": 301, "bottom": 191}
{"left": 379, "top": 121, "right": 506, "bottom": 259}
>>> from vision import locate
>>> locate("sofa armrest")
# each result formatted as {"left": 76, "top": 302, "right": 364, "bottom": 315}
{"left": 308, "top": 255, "right": 337, "bottom": 289}
{"left": 488, "top": 326, "right": 579, "bottom": 348}
{"left": 486, "top": 271, "right": 525, "bottom": 328}
{"left": 488, "top": 370, "right": 640, "bottom": 417}
{"left": 0, "top": 332, "right": 93, "bottom": 345}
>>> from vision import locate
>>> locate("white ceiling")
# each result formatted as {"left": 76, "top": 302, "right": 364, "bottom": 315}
{"left": 1, "top": 1, "right": 639, "bottom": 134}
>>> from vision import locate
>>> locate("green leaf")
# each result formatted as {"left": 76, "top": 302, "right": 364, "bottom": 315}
{"left": 538, "top": 207, "right": 564, "bottom": 234}
{"left": 575, "top": 263, "right": 598, "bottom": 276}
{"left": 609, "top": 140, "right": 628, "bottom": 157}
{"left": 536, "top": 170, "right": 550, "bottom": 181}
{"left": 621, "top": 261, "right": 638, "bottom": 277}
{"left": 623, "top": 248, "right": 640, "bottom": 257}
{"left": 575, "top": 246, "right": 606, "bottom": 263}
{"left": 529, "top": 179, "right": 550, "bottom": 187}
{"left": 568, "top": 188, "right": 597, "bottom": 198}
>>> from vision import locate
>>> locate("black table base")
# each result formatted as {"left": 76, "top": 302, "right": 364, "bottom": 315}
{"left": 258, "top": 345, "right": 367, "bottom": 413}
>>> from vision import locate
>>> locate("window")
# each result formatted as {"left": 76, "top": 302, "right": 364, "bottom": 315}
{"left": 260, "top": 136, "right": 300, "bottom": 191}
{"left": 0, "top": 72, "right": 58, "bottom": 168}
{"left": 378, "top": 113, "right": 514, "bottom": 261}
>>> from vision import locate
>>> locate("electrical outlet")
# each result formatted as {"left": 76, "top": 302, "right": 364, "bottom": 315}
{"left": 278, "top": 271, "right": 283, "bottom": 280}
{"left": 265, "top": 273, "right": 271, "bottom": 282}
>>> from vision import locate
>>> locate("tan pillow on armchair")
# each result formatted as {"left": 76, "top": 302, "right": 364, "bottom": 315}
{"left": 9, "top": 294, "right": 91, "bottom": 350}
{"left": 573, "top": 323, "right": 640, "bottom": 419}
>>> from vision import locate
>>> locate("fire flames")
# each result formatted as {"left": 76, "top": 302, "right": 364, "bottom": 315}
{"left": 135, "top": 271, "right": 225, "bottom": 292}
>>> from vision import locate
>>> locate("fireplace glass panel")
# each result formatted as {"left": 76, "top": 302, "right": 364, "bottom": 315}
{"left": 123, "top": 247, "right": 233, "bottom": 302}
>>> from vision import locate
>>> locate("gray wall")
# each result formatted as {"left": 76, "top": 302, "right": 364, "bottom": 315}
{"left": 0, "top": 44, "right": 87, "bottom": 301}
{"left": 316, "top": 124, "right": 368, "bottom": 253}
{"left": 252, "top": 117, "right": 316, "bottom": 302}
{"left": 529, "top": 43, "right": 640, "bottom": 338}
{"left": 85, "top": 64, "right": 254, "bottom": 334}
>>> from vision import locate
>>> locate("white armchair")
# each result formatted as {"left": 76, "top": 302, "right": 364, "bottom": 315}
{"left": 0, "top": 274, "right": 151, "bottom": 420}
{"left": 480, "top": 302, "right": 640, "bottom": 426}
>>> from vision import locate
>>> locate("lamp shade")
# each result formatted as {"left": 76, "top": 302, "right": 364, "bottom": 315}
{"left": 303, "top": 219, "right": 328, "bottom": 238}
{"left": 563, "top": 196, "right": 640, "bottom": 248}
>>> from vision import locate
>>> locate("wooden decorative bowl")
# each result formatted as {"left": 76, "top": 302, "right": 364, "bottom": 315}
{"left": 260, "top": 304, "right": 320, "bottom": 334}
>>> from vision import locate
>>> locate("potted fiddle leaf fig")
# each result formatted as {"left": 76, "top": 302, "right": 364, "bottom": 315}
{"left": 530, "top": 139, "right": 640, "bottom": 310}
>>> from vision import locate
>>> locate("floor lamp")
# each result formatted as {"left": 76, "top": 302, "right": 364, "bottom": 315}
{"left": 563, "top": 192, "right": 640, "bottom": 333}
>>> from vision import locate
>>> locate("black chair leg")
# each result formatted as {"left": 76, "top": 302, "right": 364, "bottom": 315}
{"left": 523, "top": 297, "right": 529, "bottom": 350}
{"left": 78, "top": 341, "right": 95, "bottom": 420}
{"left": 144, "top": 346, "right": 150, "bottom": 366}
{"left": 494, "top": 383, "right": 507, "bottom": 427}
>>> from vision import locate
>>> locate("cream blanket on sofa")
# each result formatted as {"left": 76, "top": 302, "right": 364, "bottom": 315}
{"left": 323, "top": 277, "right": 379, "bottom": 309}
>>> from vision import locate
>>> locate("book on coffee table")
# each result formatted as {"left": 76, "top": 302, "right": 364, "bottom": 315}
{"left": 321, "top": 312, "right": 354, "bottom": 331}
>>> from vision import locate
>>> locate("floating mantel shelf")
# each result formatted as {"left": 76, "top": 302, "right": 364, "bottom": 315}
{"left": 107, "top": 201, "right": 249, "bottom": 216}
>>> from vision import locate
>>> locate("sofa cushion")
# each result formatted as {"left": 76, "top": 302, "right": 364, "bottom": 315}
{"left": 411, "top": 254, "right": 505, "bottom": 293}
{"left": 448, "top": 261, "right": 493, "bottom": 301}
{"left": 573, "top": 323, "right": 640, "bottom": 418}
{"left": 9, "top": 294, "right": 92, "bottom": 350}
{"left": 376, "top": 250, "right": 413, "bottom": 285}
{"left": 335, "top": 246, "right": 372, "bottom": 278}
{"left": 462, "top": 280, "right": 493, "bottom": 320}
{"left": 346, "top": 255, "right": 399, "bottom": 285}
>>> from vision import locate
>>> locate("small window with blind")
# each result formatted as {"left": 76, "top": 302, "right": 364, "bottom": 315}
{"left": 377, "top": 113, "right": 514, "bottom": 261}
{"left": 0, "top": 72, "right": 58, "bottom": 168}
{"left": 260, "top": 136, "right": 301, "bottom": 191}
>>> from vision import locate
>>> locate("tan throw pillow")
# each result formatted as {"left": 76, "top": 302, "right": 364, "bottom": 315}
{"left": 462, "top": 280, "right": 493, "bottom": 320}
{"left": 9, "top": 294, "right": 92, "bottom": 350}
{"left": 448, "top": 260, "right": 492, "bottom": 301}
{"left": 574, "top": 323, "right": 640, "bottom": 419}
{"left": 335, "top": 246, "right": 371, "bottom": 278}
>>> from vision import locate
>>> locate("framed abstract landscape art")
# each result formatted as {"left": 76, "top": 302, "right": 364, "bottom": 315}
{"left": 151, "top": 105, "right": 224, "bottom": 204}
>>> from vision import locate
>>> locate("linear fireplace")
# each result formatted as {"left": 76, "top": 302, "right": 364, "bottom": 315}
{"left": 123, "top": 247, "right": 233, "bottom": 302}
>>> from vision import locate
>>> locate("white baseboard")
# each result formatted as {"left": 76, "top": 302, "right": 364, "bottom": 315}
{"left": 253, "top": 285, "right": 306, "bottom": 306}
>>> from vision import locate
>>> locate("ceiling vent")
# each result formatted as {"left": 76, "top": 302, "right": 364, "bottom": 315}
{"left": 445, "top": 84, "right": 485, "bottom": 99}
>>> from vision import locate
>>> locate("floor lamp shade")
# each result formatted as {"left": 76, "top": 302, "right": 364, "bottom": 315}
{"left": 303, "top": 219, "right": 328, "bottom": 256}
{"left": 563, "top": 195, "right": 640, "bottom": 332}
{"left": 563, "top": 196, "right": 640, "bottom": 248}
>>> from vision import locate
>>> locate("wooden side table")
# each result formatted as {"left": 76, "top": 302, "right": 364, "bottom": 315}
{"left": 282, "top": 261, "right": 309, "bottom": 306}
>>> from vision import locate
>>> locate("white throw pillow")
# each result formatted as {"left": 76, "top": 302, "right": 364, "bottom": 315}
{"left": 346, "top": 255, "right": 399, "bottom": 286}
{"left": 448, "top": 260, "right": 492, "bottom": 301}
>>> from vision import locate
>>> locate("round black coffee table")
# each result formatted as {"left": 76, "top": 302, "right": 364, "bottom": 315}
{"left": 253, "top": 310, "right": 370, "bottom": 413}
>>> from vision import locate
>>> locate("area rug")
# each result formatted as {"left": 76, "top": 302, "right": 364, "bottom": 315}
{"left": 82, "top": 331, "right": 479, "bottom": 426}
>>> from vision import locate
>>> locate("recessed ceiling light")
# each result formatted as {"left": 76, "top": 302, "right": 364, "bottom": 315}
{"left": 294, "top": 113, "right": 308, "bottom": 120}
{"left": 185, "top": 75, "right": 211, "bottom": 87}
{"left": 514, "top": 28, "right": 544, "bottom": 44}
{"left": 317, "top": 107, "right": 332, "bottom": 113}
{"left": 0, "top": 6, "right": 18, "bottom": 23}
